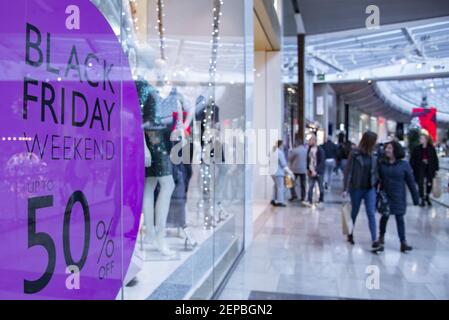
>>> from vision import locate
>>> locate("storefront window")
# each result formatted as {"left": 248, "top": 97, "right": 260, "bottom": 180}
{"left": 95, "top": 0, "right": 247, "bottom": 300}
{"left": 0, "top": 0, "right": 247, "bottom": 300}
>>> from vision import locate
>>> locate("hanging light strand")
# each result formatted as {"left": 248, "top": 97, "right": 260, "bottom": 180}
{"left": 157, "top": 0, "right": 167, "bottom": 61}
{"left": 201, "top": 0, "right": 224, "bottom": 230}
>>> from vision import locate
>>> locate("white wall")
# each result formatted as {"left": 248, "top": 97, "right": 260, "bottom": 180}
{"left": 252, "top": 51, "right": 283, "bottom": 204}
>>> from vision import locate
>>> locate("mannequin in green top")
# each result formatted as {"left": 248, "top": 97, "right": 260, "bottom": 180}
{"left": 134, "top": 47, "right": 176, "bottom": 257}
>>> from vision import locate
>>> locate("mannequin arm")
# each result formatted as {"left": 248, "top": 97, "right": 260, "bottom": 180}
{"left": 144, "top": 132, "right": 152, "bottom": 167}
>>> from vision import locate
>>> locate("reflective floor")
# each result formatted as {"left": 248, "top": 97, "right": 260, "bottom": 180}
{"left": 218, "top": 175, "right": 449, "bottom": 300}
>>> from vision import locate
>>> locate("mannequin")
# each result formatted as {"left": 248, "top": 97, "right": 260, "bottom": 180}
{"left": 134, "top": 46, "right": 175, "bottom": 257}
{"left": 150, "top": 68, "right": 198, "bottom": 248}
{"left": 161, "top": 71, "right": 198, "bottom": 248}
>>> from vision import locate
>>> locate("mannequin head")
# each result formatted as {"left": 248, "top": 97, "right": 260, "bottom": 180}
{"left": 154, "top": 58, "right": 169, "bottom": 87}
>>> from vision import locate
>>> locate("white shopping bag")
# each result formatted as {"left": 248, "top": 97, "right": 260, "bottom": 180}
{"left": 432, "top": 174, "right": 442, "bottom": 198}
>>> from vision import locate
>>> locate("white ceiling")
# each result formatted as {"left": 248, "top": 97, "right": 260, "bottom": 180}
{"left": 284, "top": 0, "right": 449, "bottom": 36}
{"left": 283, "top": 16, "right": 449, "bottom": 122}
{"left": 305, "top": 18, "right": 449, "bottom": 77}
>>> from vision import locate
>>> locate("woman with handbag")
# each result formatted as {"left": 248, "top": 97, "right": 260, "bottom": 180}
{"left": 377, "top": 141, "right": 420, "bottom": 253}
{"left": 270, "top": 140, "right": 294, "bottom": 207}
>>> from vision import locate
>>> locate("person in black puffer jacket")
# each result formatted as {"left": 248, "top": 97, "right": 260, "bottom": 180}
{"left": 378, "top": 141, "right": 420, "bottom": 253}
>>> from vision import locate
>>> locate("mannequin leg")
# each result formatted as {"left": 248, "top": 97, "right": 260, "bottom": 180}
{"left": 155, "top": 175, "right": 175, "bottom": 255}
{"left": 143, "top": 177, "right": 158, "bottom": 244}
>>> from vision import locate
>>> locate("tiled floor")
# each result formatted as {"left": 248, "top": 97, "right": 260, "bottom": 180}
{"left": 247, "top": 291, "right": 352, "bottom": 300}
{"left": 218, "top": 175, "right": 449, "bottom": 300}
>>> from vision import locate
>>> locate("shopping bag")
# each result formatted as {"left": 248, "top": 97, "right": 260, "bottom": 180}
{"left": 284, "top": 175, "right": 294, "bottom": 189}
{"left": 432, "top": 175, "right": 442, "bottom": 198}
{"left": 341, "top": 201, "right": 352, "bottom": 235}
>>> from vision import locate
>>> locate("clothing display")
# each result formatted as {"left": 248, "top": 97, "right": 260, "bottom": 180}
{"left": 156, "top": 90, "right": 192, "bottom": 229}
{"left": 159, "top": 87, "right": 182, "bottom": 122}
{"left": 166, "top": 143, "right": 194, "bottom": 228}
{"left": 136, "top": 77, "right": 173, "bottom": 177}
{"left": 136, "top": 74, "right": 175, "bottom": 256}
{"left": 143, "top": 176, "right": 175, "bottom": 256}
{"left": 136, "top": 77, "right": 162, "bottom": 127}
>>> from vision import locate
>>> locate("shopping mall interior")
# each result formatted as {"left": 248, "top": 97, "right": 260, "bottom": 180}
{"left": 218, "top": 0, "right": 449, "bottom": 300}
{"left": 0, "top": 0, "right": 448, "bottom": 301}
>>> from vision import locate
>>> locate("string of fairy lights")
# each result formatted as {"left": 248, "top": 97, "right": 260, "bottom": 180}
{"left": 131, "top": 0, "right": 224, "bottom": 229}
{"left": 200, "top": 0, "right": 224, "bottom": 229}
{"left": 156, "top": 0, "right": 167, "bottom": 61}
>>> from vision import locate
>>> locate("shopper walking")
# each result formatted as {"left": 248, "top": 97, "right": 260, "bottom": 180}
{"left": 343, "top": 131, "right": 381, "bottom": 250}
{"left": 337, "top": 140, "right": 351, "bottom": 176}
{"left": 288, "top": 139, "right": 308, "bottom": 202}
{"left": 410, "top": 134, "right": 439, "bottom": 207}
{"left": 377, "top": 141, "right": 419, "bottom": 253}
{"left": 306, "top": 134, "right": 325, "bottom": 207}
{"left": 322, "top": 137, "right": 338, "bottom": 190}
{"left": 270, "top": 140, "right": 292, "bottom": 207}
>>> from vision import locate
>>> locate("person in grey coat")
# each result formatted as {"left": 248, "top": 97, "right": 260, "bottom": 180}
{"left": 377, "top": 141, "right": 419, "bottom": 253}
{"left": 288, "top": 139, "right": 308, "bottom": 202}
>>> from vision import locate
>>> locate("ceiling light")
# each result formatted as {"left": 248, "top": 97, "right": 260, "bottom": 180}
{"left": 430, "top": 67, "right": 435, "bottom": 72}
{"left": 360, "top": 76, "right": 365, "bottom": 81}
{"left": 400, "top": 59, "right": 407, "bottom": 65}
{"left": 430, "top": 88, "right": 435, "bottom": 94}
{"left": 416, "top": 63, "right": 423, "bottom": 69}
